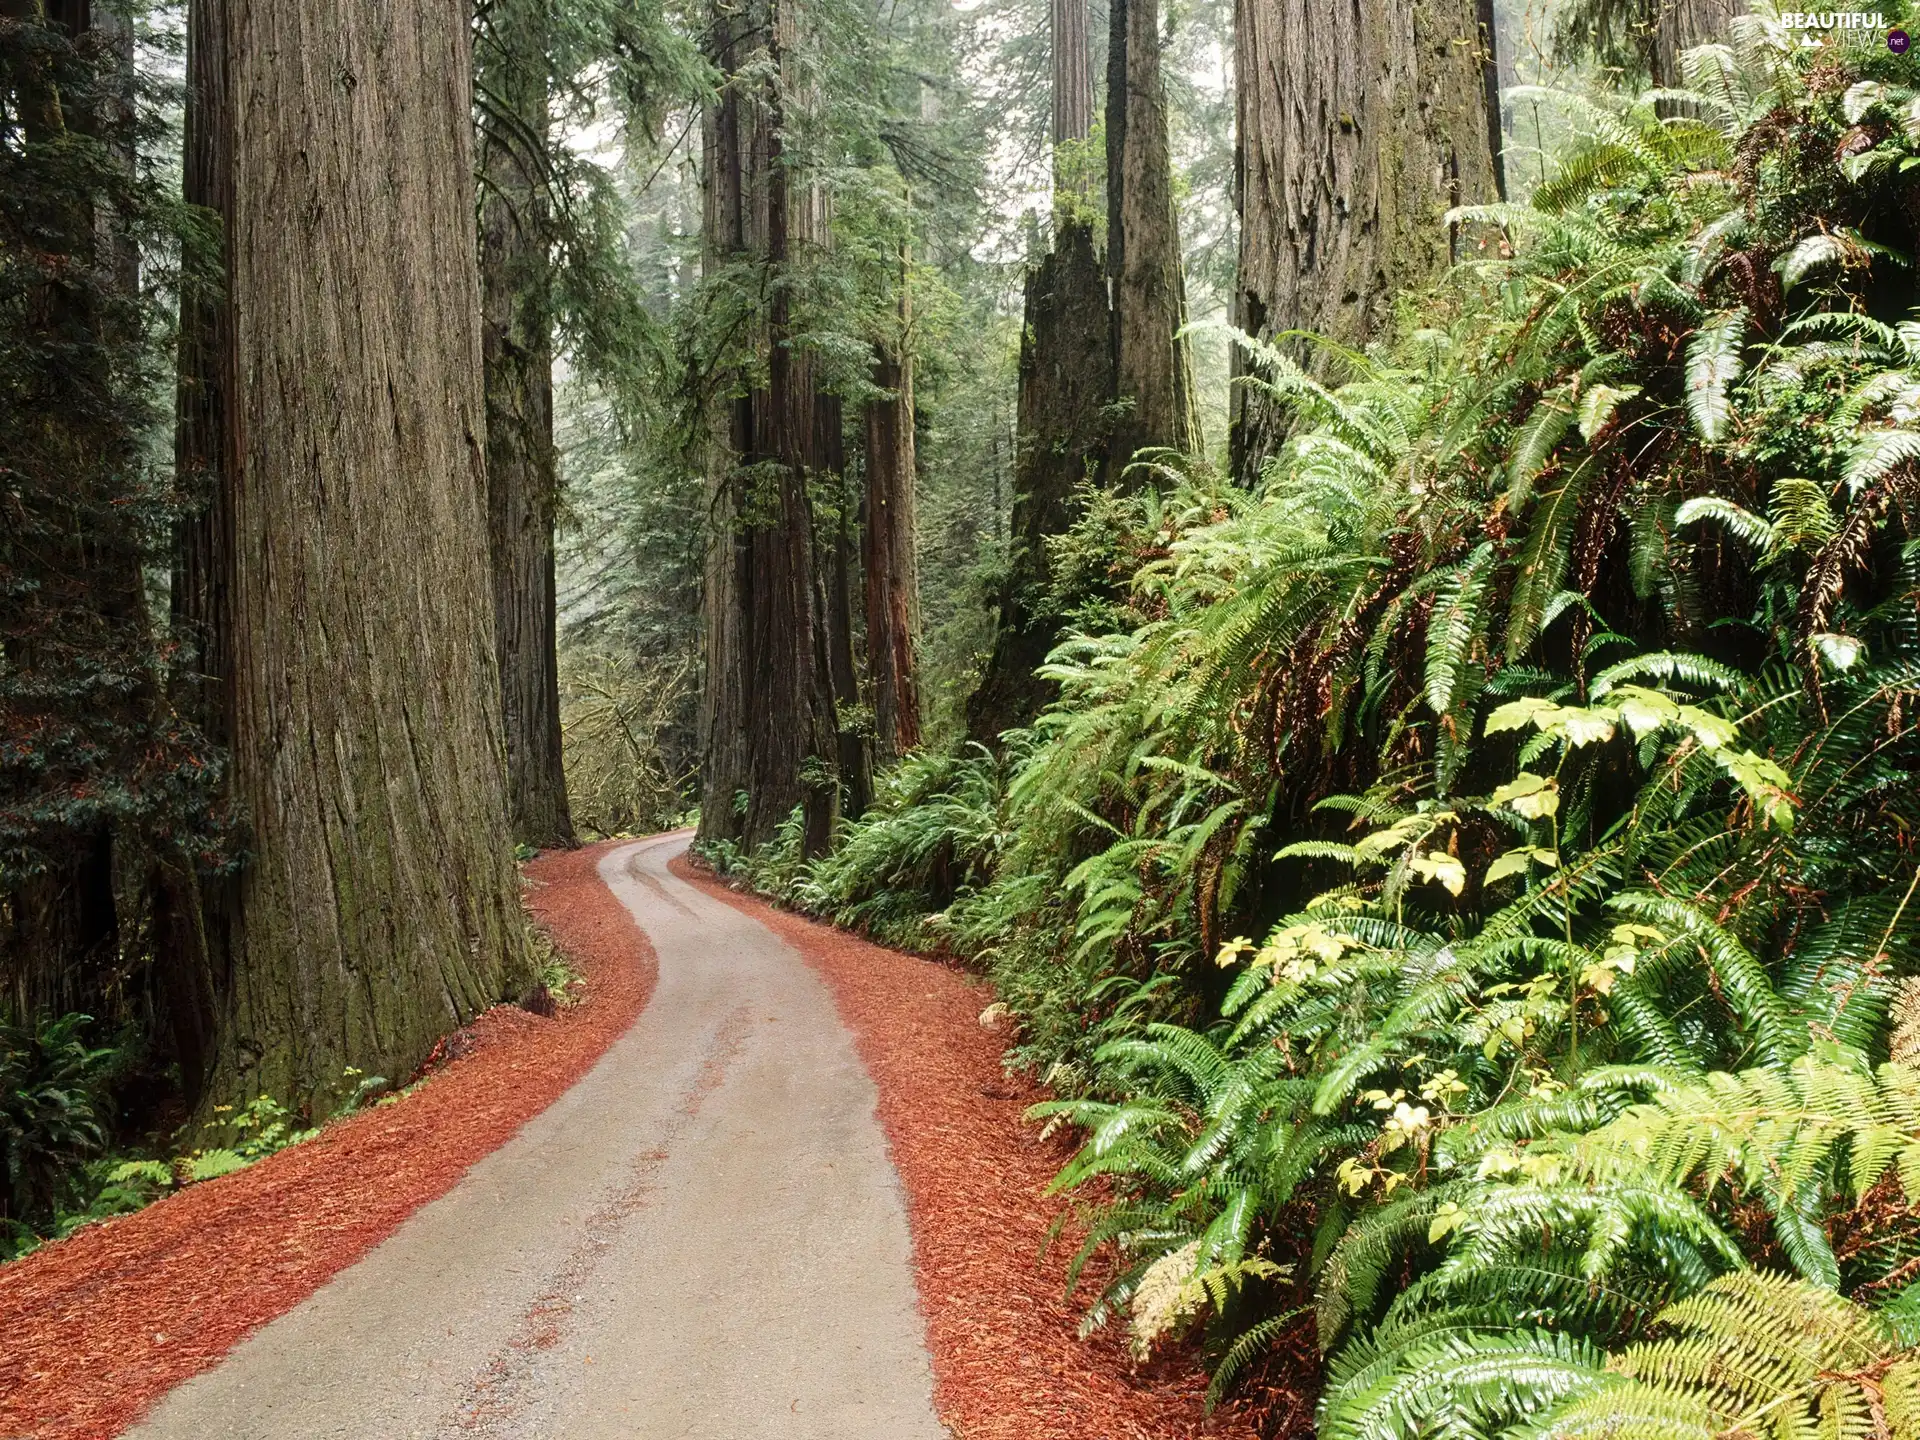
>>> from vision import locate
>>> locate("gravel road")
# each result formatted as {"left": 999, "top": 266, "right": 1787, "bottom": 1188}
{"left": 127, "top": 833, "right": 946, "bottom": 1440}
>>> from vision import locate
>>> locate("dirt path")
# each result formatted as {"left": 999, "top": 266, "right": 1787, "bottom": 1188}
{"left": 126, "top": 834, "right": 944, "bottom": 1440}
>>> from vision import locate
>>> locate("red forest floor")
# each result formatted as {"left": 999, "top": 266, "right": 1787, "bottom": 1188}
{"left": 0, "top": 836, "right": 1286, "bottom": 1439}
{"left": 0, "top": 840, "right": 655, "bottom": 1440}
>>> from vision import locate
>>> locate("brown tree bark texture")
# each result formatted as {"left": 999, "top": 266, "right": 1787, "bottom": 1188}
{"left": 1231, "top": 0, "right": 1500, "bottom": 477}
{"left": 196, "top": 0, "right": 529, "bottom": 1112}
{"left": 1652, "top": 0, "right": 1746, "bottom": 85}
{"left": 163, "top": 0, "right": 235, "bottom": 1100}
{"left": 479, "top": 0, "right": 576, "bottom": 851}
{"left": 1049, "top": 0, "right": 1094, "bottom": 145}
{"left": 1106, "top": 0, "right": 1199, "bottom": 468}
{"left": 693, "top": 0, "right": 758, "bottom": 849}
{"left": 864, "top": 314, "right": 921, "bottom": 764}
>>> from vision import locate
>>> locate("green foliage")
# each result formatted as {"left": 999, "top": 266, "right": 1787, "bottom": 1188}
{"left": 1535, "top": 1272, "right": 1920, "bottom": 1440}
{"left": 0, "top": 9, "right": 229, "bottom": 904}
{"left": 765, "top": 23, "right": 1920, "bottom": 1431}
{"left": 0, "top": 1013, "right": 116, "bottom": 1238}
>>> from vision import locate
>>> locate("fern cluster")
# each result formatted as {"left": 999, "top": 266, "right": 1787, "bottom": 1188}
{"left": 743, "top": 13, "right": 1920, "bottom": 1430}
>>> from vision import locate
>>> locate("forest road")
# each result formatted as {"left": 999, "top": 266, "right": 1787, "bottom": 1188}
{"left": 126, "top": 832, "right": 947, "bottom": 1440}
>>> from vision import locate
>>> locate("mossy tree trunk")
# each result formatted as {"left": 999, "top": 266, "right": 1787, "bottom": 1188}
{"left": 176, "top": 0, "right": 530, "bottom": 1117}
{"left": 1230, "top": 0, "right": 1502, "bottom": 478}
{"left": 966, "top": 218, "right": 1113, "bottom": 743}
{"left": 478, "top": 0, "right": 576, "bottom": 852}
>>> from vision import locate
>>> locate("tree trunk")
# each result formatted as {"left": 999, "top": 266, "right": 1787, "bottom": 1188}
{"left": 864, "top": 295, "right": 921, "bottom": 765}
{"left": 1049, "top": 0, "right": 1093, "bottom": 155}
{"left": 1230, "top": 0, "right": 1502, "bottom": 478}
{"left": 966, "top": 219, "right": 1112, "bottom": 742}
{"left": 164, "top": 0, "right": 237, "bottom": 1099}
{"left": 698, "top": 0, "right": 840, "bottom": 854}
{"left": 825, "top": 454, "right": 873, "bottom": 818}
{"left": 693, "top": 0, "right": 757, "bottom": 850}
{"left": 1106, "top": 0, "right": 1198, "bottom": 470}
{"left": 1651, "top": 0, "right": 1745, "bottom": 86}
{"left": 967, "top": 0, "right": 1114, "bottom": 743}
{"left": 183, "top": 0, "right": 530, "bottom": 1115}
{"left": 478, "top": 0, "right": 575, "bottom": 851}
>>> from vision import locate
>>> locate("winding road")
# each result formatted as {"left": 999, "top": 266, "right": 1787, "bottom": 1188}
{"left": 127, "top": 833, "right": 947, "bottom": 1440}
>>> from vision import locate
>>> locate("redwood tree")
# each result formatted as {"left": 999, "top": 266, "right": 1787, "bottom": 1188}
{"left": 966, "top": 0, "right": 1113, "bottom": 743}
{"left": 864, "top": 265, "right": 921, "bottom": 765}
{"left": 477, "top": 0, "right": 575, "bottom": 851}
{"left": 174, "top": 0, "right": 529, "bottom": 1113}
{"left": 1230, "top": 0, "right": 1503, "bottom": 477}
{"left": 1105, "top": 0, "right": 1198, "bottom": 468}
{"left": 696, "top": 0, "right": 841, "bottom": 853}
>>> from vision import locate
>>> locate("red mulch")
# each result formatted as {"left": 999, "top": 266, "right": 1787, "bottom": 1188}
{"left": 670, "top": 854, "right": 1266, "bottom": 1440}
{"left": 0, "top": 839, "right": 656, "bottom": 1440}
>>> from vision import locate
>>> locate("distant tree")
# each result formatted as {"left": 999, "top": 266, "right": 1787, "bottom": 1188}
{"left": 696, "top": 0, "right": 842, "bottom": 853}
{"left": 966, "top": 0, "right": 1113, "bottom": 744}
{"left": 1105, "top": 0, "right": 1199, "bottom": 467}
{"left": 864, "top": 236, "right": 922, "bottom": 766}
{"left": 477, "top": 0, "right": 575, "bottom": 852}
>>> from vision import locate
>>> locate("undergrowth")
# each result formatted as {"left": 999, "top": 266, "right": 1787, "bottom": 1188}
{"left": 713, "top": 15, "right": 1920, "bottom": 1435}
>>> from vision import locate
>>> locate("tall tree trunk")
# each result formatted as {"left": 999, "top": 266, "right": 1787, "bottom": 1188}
{"left": 163, "top": 0, "right": 235, "bottom": 1099}
{"left": 698, "top": 0, "right": 840, "bottom": 854}
{"left": 967, "top": 0, "right": 1112, "bottom": 744}
{"left": 825, "top": 456, "right": 873, "bottom": 818}
{"left": 1229, "top": 0, "right": 1502, "bottom": 479}
{"left": 694, "top": 0, "right": 757, "bottom": 850}
{"left": 1049, "top": 0, "right": 1093, "bottom": 156}
{"left": 1106, "top": 0, "right": 1198, "bottom": 470}
{"left": 965, "top": 218, "right": 1112, "bottom": 742}
{"left": 478, "top": 0, "right": 575, "bottom": 851}
{"left": 864, "top": 272, "right": 921, "bottom": 765}
{"left": 181, "top": 0, "right": 530, "bottom": 1115}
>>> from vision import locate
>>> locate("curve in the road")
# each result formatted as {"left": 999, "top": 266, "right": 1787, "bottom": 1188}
{"left": 128, "top": 833, "right": 945, "bottom": 1440}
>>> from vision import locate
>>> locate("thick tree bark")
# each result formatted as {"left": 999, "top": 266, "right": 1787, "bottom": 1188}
{"left": 1106, "top": 0, "right": 1198, "bottom": 469}
{"left": 1230, "top": 0, "right": 1502, "bottom": 478}
{"left": 966, "top": 219, "right": 1112, "bottom": 742}
{"left": 181, "top": 0, "right": 530, "bottom": 1115}
{"left": 1651, "top": 0, "right": 1745, "bottom": 86}
{"left": 863, "top": 305, "right": 921, "bottom": 765}
{"left": 697, "top": 0, "right": 840, "bottom": 854}
{"left": 1049, "top": 0, "right": 1093, "bottom": 152}
{"left": 478, "top": 0, "right": 574, "bottom": 851}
